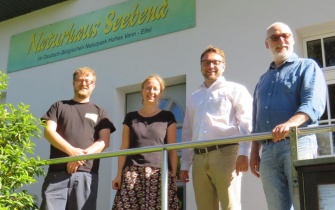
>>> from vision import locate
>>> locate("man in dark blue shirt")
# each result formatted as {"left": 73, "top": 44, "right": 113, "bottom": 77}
{"left": 250, "top": 22, "right": 326, "bottom": 210}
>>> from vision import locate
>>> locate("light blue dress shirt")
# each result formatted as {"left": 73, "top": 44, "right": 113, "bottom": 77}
{"left": 252, "top": 53, "right": 326, "bottom": 134}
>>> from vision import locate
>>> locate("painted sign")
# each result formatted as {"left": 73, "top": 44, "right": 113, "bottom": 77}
{"left": 7, "top": 0, "right": 195, "bottom": 73}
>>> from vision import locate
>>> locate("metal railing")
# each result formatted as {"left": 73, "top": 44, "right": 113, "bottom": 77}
{"left": 42, "top": 124, "right": 335, "bottom": 210}
{"left": 289, "top": 124, "right": 335, "bottom": 210}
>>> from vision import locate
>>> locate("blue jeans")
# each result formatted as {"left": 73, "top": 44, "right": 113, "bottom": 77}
{"left": 259, "top": 135, "right": 317, "bottom": 210}
{"left": 40, "top": 171, "right": 98, "bottom": 210}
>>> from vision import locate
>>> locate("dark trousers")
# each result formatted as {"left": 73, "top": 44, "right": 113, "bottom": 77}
{"left": 40, "top": 171, "right": 98, "bottom": 210}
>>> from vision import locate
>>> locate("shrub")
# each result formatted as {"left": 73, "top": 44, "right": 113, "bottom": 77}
{"left": 0, "top": 71, "right": 44, "bottom": 209}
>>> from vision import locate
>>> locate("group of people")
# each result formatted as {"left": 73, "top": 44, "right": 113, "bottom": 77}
{"left": 40, "top": 21, "right": 327, "bottom": 210}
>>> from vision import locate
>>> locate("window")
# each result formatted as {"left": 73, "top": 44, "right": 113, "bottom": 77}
{"left": 304, "top": 33, "right": 335, "bottom": 156}
{"left": 304, "top": 33, "right": 335, "bottom": 70}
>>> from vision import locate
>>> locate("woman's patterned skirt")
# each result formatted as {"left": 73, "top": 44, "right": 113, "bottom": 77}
{"left": 112, "top": 165, "right": 179, "bottom": 210}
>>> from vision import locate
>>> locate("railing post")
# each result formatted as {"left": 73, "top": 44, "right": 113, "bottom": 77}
{"left": 289, "top": 126, "right": 301, "bottom": 210}
{"left": 161, "top": 149, "right": 168, "bottom": 210}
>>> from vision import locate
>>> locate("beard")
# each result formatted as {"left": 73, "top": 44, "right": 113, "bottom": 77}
{"left": 273, "top": 52, "right": 289, "bottom": 61}
{"left": 75, "top": 89, "right": 91, "bottom": 99}
{"left": 271, "top": 45, "right": 293, "bottom": 61}
{"left": 202, "top": 71, "right": 219, "bottom": 81}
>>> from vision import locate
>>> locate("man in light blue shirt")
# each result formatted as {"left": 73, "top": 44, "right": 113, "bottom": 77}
{"left": 250, "top": 22, "right": 327, "bottom": 210}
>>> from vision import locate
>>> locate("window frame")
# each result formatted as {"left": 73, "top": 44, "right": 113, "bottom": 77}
{"left": 303, "top": 32, "right": 335, "bottom": 72}
{"left": 303, "top": 32, "right": 335, "bottom": 156}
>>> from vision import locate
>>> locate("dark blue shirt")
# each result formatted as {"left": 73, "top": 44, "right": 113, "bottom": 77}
{"left": 252, "top": 53, "right": 326, "bottom": 133}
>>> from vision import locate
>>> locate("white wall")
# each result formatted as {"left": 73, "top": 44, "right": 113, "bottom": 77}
{"left": 1, "top": 0, "right": 335, "bottom": 209}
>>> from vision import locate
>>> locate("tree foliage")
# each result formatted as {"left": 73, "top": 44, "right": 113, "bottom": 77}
{"left": 0, "top": 71, "right": 44, "bottom": 209}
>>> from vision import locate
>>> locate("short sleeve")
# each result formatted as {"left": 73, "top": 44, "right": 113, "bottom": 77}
{"left": 166, "top": 111, "right": 176, "bottom": 126}
{"left": 123, "top": 112, "right": 133, "bottom": 127}
{"left": 41, "top": 101, "right": 59, "bottom": 122}
{"left": 98, "top": 108, "right": 116, "bottom": 133}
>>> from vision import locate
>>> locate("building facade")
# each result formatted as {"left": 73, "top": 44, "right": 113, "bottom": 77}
{"left": 1, "top": 0, "right": 335, "bottom": 209}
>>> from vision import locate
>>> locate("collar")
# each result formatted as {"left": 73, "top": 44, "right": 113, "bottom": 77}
{"left": 269, "top": 52, "right": 298, "bottom": 70}
{"left": 200, "top": 76, "right": 226, "bottom": 89}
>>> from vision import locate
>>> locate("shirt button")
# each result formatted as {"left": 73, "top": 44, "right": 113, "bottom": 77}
{"left": 266, "top": 121, "right": 269, "bottom": 123}
{"left": 265, "top": 106, "right": 268, "bottom": 109}
{"left": 268, "top": 93, "right": 271, "bottom": 96}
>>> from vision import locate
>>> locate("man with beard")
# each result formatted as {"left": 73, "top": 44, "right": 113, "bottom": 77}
{"left": 40, "top": 67, "right": 116, "bottom": 210}
{"left": 179, "top": 46, "right": 252, "bottom": 210}
{"left": 250, "top": 22, "right": 326, "bottom": 210}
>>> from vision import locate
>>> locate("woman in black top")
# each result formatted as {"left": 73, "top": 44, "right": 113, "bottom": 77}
{"left": 112, "top": 74, "right": 179, "bottom": 210}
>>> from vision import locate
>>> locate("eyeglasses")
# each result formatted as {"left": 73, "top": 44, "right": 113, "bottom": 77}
{"left": 75, "top": 79, "right": 94, "bottom": 85}
{"left": 201, "top": 60, "right": 224, "bottom": 66}
{"left": 267, "top": 33, "right": 291, "bottom": 42}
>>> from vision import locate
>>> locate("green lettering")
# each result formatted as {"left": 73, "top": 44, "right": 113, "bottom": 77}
{"left": 158, "top": 1, "right": 169, "bottom": 19}
{"left": 45, "top": 33, "right": 55, "bottom": 50}
{"left": 27, "top": 32, "right": 43, "bottom": 54}
{"left": 104, "top": 11, "right": 115, "bottom": 34}
{"left": 112, "top": 16, "right": 122, "bottom": 32}
{"left": 129, "top": 4, "right": 140, "bottom": 27}
{"left": 92, "top": 22, "right": 100, "bottom": 37}
{"left": 39, "top": 39, "right": 48, "bottom": 51}
{"left": 121, "top": 14, "right": 131, "bottom": 29}
{"left": 65, "top": 24, "right": 75, "bottom": 44}
{"left": 146, "top": 7, "right": 157, "bottom": 22}
{"left": 53, "top": 33, "right": 64, "bottom": 47}
{"left": 138, "top": 8, "right": 148, "bottom": 25}
{"left": 76, "top": 27, "right": 84, "bottom": 41}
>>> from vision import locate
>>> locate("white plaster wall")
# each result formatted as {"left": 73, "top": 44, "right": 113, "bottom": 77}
{"left": 1, "top": 0, "right": 335, "bottom": 209}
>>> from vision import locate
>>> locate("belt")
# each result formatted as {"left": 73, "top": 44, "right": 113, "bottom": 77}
{"left": 194, "top": 143, "right": 238, "bottom": 154}
{"left": 261, "top": 137, "right": 290, "bottom": 144}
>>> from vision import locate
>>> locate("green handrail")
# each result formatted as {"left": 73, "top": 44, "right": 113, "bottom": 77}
{"left": 40, "top": 124, "right": 335, "bottom": 210}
